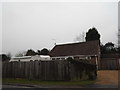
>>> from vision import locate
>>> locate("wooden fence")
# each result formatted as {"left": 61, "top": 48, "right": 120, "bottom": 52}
{"left": 100, "top": 58, "right": 119, "bottom": 70}
{"left": 100, "top": 54, "right": 120, "bottom": 70}
{"left": 2, "top": 60, "right": 97, "bottom": 81}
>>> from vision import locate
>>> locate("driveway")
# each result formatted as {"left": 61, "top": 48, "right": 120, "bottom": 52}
{"left": 82, "top": 70, "right": 119, "bottom": 88}
{"left": 95, "top": 70, "right": 118, "bottom": 85}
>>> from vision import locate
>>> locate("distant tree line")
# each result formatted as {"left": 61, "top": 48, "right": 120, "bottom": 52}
{"left": 15, "top": 48, "right": 50, "bottom": 57}
{"left": 25, "top": 48, "right": 50, "bottom": 56}
{"left": 0, "top": 53, "right": 11, "bottom": 62}
{"left": 0, "top": 48, "right": 50, "bottom": 62}
{"left": 100, "top": 42, "right": 119, "bottom": 54}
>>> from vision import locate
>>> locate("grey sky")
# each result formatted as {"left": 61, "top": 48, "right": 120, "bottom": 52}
{"left": 2, "top": 2, "right": 118, "bottom": 56}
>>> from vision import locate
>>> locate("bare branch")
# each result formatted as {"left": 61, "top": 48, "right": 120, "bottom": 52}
{"left": 74, "top": 31, "right": 85, "bottom": 42}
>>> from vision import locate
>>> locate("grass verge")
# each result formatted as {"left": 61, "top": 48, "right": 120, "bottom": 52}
{"left": 2, "top": 78, "right": 96, "bottom": 86}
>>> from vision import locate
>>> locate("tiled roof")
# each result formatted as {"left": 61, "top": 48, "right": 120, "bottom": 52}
{"left": 49, "top": 40, "right": 100, "bottom": 57}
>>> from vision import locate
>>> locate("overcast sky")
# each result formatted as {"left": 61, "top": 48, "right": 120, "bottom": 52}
{"left": 2, "top": 1, "right": 118, "bottom": 56}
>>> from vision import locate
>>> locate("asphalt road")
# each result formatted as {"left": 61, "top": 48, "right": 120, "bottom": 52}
{"left": 2, "top": 84, "right": 119, "bottom": 88}
{"left": 1, "top": 84, "right": 119, "bottom": 90}
{"left": 2, "top": 84, "right": 35, "bottom": 88}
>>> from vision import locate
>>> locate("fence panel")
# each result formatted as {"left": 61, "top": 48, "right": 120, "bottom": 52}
{"left": 2, "top": 60, "right": 97, "bottom": 81}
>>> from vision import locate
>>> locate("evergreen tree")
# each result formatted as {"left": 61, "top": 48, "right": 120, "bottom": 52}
{"left": 40, "top": 48, "right": 49, "bottom": 55}
{"left": 85, "top": 27, "right": 100, "bottom": 42}
{"left": 25, "top": 49, "right": 36, "bottom": 56}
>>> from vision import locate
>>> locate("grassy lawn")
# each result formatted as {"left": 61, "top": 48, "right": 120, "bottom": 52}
{"left": 2, "top": 78, "right": 96, "bottom": 86}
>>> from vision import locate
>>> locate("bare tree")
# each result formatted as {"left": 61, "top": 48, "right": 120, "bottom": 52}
{"left": 15, "top": 51, "right": 26, "bottom": 57}
{"left": 6, "top": 52, "right": 12, "bottom": 60}
{"left": 74, "top": 32, "right": 85, "bottom": 42}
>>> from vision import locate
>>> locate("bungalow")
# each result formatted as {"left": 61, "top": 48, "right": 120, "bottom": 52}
{"left": 49, "top": 40, "right": 101, "bottom": 69}
{"left": 10, "top": 55, "right": 51, "bottom": 62}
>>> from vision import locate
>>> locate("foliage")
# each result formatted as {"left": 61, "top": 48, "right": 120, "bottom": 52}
{"left": 16, "top": 48, "right": 49, "bottom": 56}
{"left": 100, "top": 44, "right": 105, "bottom": 54}
{"left": 66, "top": 57, "right": 90, "bottom": 64}
{"left": 85, "top": 27, "right": 100, "bottom": 42}
{"left": 37, "top": 50, "right": 41, "bottom": 55}
{"left": 40, "top": 48, "right": 49, "bottom": 55}
{"left": 117, "top": 47, "right": 120, "bottom": 53}
{"left": 101, "top": 42, "right": 118, "bottom": 54}
{"left": 66, "top": 57, "right": 97, "bottom": 80}
{"left": 74, "top": 32, "right": 85, "bottom": 42}
{"left": 25, "top": 49, "right": 36, "bottom": 56}
{"left": 105, "top": 42, "right": 114, "bottom": 48}
{"left": 0, "top": 54, "right": 10, "bottom": 62}
{"left": 66, "top": 57, "right": 73, "bottom": 61}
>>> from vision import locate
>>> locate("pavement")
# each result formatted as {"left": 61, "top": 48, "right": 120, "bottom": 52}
{"left": 2, "top": 84, "right": 33, "bottom": 88}
{"left": 2, "top": 83, "right": 119, "bottom": 88}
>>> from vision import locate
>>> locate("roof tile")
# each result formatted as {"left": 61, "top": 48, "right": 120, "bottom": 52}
{"left": 49, "top": 40, "right": 100, "bottom": 57}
